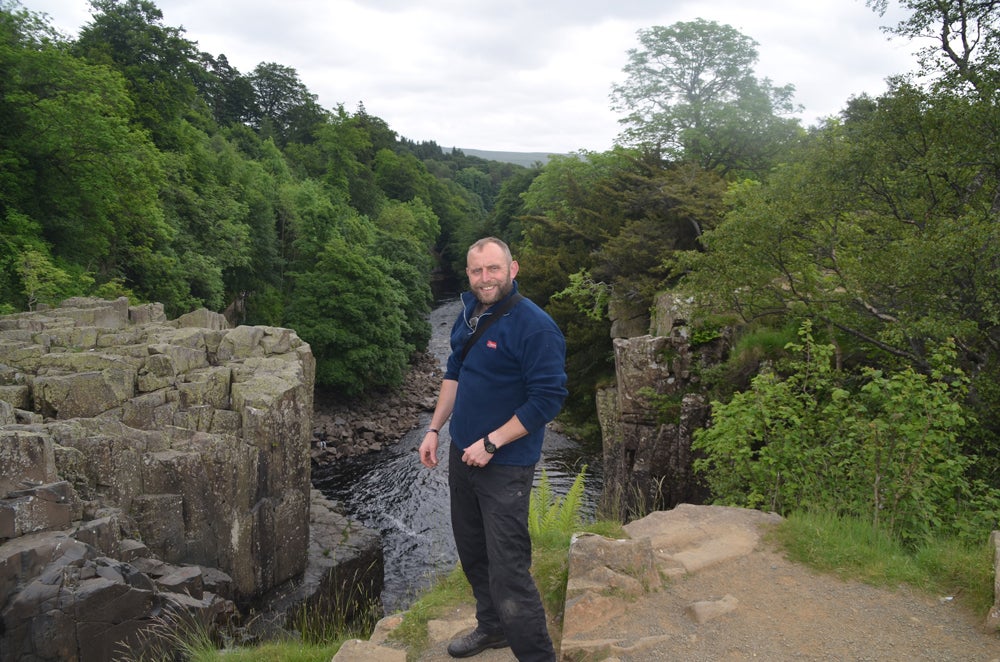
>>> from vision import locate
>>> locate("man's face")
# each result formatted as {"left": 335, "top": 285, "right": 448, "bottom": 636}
{"left": 466, "top": 243, "right": 519, "bottom": 306}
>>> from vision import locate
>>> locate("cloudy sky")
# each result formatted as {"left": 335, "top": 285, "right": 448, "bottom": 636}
{"left": 23, "top": 0, "right": 917, "bottom": 154}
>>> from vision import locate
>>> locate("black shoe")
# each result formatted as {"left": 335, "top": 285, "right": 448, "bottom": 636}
{"left": 447, "top": 629, "right": 509, "bottom": 658}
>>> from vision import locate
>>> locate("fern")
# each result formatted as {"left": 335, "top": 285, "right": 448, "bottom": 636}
{"left": 529, "top": 466, "right": 588, "bottom": 544}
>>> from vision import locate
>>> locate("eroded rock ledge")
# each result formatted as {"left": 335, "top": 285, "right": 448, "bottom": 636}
{"left": 0, "top": 297, "right": 380, "bottom": 661}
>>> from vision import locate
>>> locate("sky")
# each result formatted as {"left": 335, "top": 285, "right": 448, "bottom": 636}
{"left": 22, "top": 0, "right": 917, "bottom": 154}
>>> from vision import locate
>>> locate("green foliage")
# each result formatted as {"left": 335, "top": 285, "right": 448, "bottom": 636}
{"left": 694, "top": 321, "right": 1000, "bottom": 545}
{"left": 247, "top": 61, "right": 326, "bottom": 147}
{"left": 373, "top": 148, "right": 432, "bottom": 203}
{"left": 527, "top": 467, "right": 592, "bottom": 616}
{"left": 372, "top": 226, "right": 433, "bottom": 351}
{"left": 550, "top": 270, "right": 611, "bottom": 321}
{"left": 528, "top": 467, "right": 588, "bottom": 546}
{"left": 517, "top": 150, "right": 726, "bottom": 432}
{"left": 1, "top": 6, "right": 170, "bottom": 290}
{"left": 701, "top": 322, "right": 800, "bottom": 395}
{"left": 729, "top": 324, "right": 799, "bottom": 361}
{"left": 16, "top": 248, "right": 88, "bottom": 309}
{"left": 484, "top": 165, "right": 541, "bottom": 245}
{"left": 677, "top": 63, "right": 1000, "bottom": 471}
{"left": 286, "top": 235, "right": 410, "bottom": 394}
{"left": 193, "top": 642, "right": 338, "bottom": 662}
{"left": 73, "top": 0, "right": 202, "bottom": 145}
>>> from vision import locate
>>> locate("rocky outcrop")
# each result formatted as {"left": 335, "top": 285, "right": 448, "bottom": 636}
{"left": 558, "top": 504, "right": 782, "bottom": 661}
{"left": 0, "top": 297, "right": 341, "bottom": 660}
{"left": 254, "top": 489, "right": 384, "bottom": 639}
{"left": 598, "top": 293, "right": 728, "bottom": 520}
{"left": 338, "top": 503, "right": 1000, "bottom": 662}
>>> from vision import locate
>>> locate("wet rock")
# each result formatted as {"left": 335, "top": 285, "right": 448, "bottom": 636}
{"left": 311, "top": 351, "right": 442, "bottom": 459}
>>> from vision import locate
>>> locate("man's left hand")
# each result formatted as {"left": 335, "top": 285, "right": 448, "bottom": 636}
{"left": 461, "top": 439, "right": 493, "bottom": 467}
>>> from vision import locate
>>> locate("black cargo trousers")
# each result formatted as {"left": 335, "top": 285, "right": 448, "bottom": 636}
{"left": 448, "top": 442, "right": 556, "bottom": 662}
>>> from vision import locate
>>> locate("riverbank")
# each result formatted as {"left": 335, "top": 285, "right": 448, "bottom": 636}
{"left": 310, "top": 350, "right": 443, "bottom": 461}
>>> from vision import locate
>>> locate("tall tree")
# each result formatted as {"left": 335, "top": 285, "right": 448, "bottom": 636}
{"left": 248, "top": 62, "right": 325, "bottom": 147}
{"left": 74, "top": 0, "right": 201, "bottom": 145}
{"left": 516, "top": 149, "right": 726, "bottom": 431}
{"left": 611, "top": 19, "right": 801, "bottom": 177}
{"left": 196, "top": 52, "right": 256, "bottom": 127}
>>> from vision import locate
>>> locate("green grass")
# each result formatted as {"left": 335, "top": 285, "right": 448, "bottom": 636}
{"left": 194, "top": 641, "right": 340, "bottom": 662}
{"left": 116, "top": 610, "right": 346, "bottom": 662}
{"left": 772, "top": 510, "right": 995, "bottom": 615}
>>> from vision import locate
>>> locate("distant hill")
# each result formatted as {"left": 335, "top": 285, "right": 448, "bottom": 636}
{"left": 459, "top": 148, "right": 563, "bottom": 167}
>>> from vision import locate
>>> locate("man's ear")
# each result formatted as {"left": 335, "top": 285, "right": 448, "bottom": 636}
{"left": 509, "top": 260, "right": 520, "bottom": 279}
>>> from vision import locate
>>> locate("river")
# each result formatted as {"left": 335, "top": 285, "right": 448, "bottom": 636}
{"left": 311, "top": 296, "right": 603, "bottom": 613}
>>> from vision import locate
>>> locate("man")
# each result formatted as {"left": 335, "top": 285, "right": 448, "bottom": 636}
{"left": 419, "top": 237, "right": 567, "bottom": 661}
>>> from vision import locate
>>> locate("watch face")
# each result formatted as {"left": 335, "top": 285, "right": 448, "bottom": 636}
{"left": 484, "top": 438, "right": 497, "bottom": 454}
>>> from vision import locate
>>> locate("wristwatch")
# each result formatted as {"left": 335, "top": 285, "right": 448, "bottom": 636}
{"left": 483, "top": 433, "right": 497, "bottom": 454}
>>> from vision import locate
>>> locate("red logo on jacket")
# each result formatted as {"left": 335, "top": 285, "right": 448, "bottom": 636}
{"left": 486, "top": 340, "right": 497, "bottom": 349}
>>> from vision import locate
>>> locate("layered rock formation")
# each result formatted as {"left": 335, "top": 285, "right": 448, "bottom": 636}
{"left": 598, "top": 293, "right": 729, "bottom": 519}
{"left": 0, "top": 297, "right": 378, "bottom": 660}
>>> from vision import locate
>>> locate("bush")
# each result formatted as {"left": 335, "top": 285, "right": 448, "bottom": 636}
{"left": 693, "top": 320, "right": 1000, "bottom": 545}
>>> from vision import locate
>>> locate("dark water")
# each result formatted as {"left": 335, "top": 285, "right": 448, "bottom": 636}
{"left": 311, "top": 297, "right": 603, "bottom": 613}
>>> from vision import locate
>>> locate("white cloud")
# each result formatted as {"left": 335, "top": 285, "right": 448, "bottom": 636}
{"left": 21, "top": 0, "right": 917, "bottom": 153}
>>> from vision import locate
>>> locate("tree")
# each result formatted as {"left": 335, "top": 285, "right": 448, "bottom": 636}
{"left": 868, "top": 0, "right": 1000, "bottom": 96}
{"left": 1, "top": 3, "right": 170, "bottom": 306}
{"left": 74, "top": 0, "right": 201, "bottom": 145}
{"left": 677, "top": 72, "right": 1000, "bottom": 481}
{"left": 693, "top": 323, "right": 995, "bottom": 544}
{"left": 373, "top": 148, "right": 432, "bottom": 203}
{"left": 372, "top": 219, "right": 434, "bottom": 350}
{"left": 196, "top": 52, "right": 256, "bottom": 127}
{"left": 611, "top": 19, "right": 801, "bottom": 177}
{"left": 248, "top": 62, "right": 326, "bottom": 146}
{"left": 285, "top": 235, "right": 410, "bottom": 394}
{"left": 485, "top": 165, "right": 541, "bottom": 246}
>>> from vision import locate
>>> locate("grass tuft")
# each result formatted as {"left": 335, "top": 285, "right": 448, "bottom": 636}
{"left": 772, "top": 510, "right": 995, "bottom": 614}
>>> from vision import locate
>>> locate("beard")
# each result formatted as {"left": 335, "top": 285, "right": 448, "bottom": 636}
{"left": 473, "top": 276, "right": 514, "bottom": 306}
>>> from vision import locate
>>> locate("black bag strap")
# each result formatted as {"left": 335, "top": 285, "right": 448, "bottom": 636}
{"left": 461, "top": 293, "right": 524, "bottom": 360}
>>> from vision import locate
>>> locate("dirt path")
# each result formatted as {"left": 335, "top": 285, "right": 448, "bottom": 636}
{"left": 586, "top": 542, "right": 1000, "bottom": 661}
{"left": 409, "top": 542, "right": 1000, "bottom": 662}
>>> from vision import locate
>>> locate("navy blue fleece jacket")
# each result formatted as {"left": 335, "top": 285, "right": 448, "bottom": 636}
{"left": 444, "top": 282, "right": 568, "bottom": 466}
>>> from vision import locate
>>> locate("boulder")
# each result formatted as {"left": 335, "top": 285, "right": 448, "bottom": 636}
{"left": 1, "top": 546, "right": 236, "bottom": 662}
{"left": 598, "top": 334, "right": 714, "bottom": 518}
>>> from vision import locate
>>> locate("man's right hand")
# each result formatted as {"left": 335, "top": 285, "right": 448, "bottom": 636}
{"left": 419, "top": 431, "right": 439, "bottom": 468}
